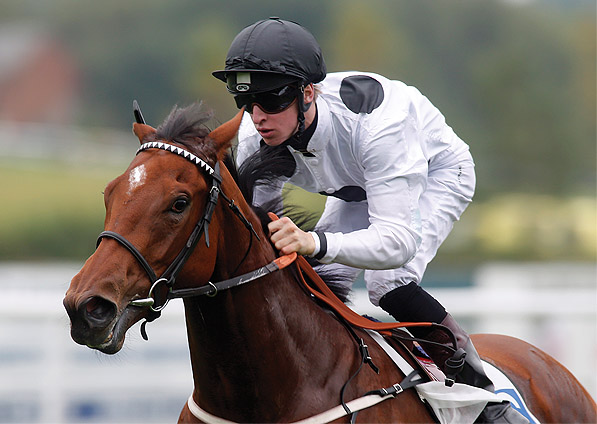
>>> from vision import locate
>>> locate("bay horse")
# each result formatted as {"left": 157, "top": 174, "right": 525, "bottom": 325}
{"left": 64, "top": 103, "right": 596, "bottom": 423}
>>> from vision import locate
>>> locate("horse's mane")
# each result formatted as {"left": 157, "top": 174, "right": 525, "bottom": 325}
{"left": 154, "top": 103, "right": 351, "bottom": 302}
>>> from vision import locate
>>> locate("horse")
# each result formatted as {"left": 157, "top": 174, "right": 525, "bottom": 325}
{"left": 64, "top": 103, "right": 596, "bottom": 423}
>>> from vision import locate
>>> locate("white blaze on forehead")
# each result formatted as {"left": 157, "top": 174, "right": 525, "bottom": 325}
{"left": 127, "top": 164, "right": 147, "bottom": 195}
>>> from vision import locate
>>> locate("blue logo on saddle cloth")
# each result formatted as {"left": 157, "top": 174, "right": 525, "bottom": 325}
{"left": 495, "top": 388, "right": 538, "bottom": 423}
{"left": 483, "top": 360, "right": 540, "bottom": 424}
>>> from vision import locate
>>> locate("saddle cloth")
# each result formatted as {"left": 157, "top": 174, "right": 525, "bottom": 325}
{"left": 367, "top": 330, "right": 540, "bottom": 424}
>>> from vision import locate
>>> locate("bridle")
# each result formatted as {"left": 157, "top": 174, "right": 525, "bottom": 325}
{"left": 96, "top": 139, "right": 292, "bottom": 338}
{"left": 96, "top": 141, "right": 227, "bottom": 314}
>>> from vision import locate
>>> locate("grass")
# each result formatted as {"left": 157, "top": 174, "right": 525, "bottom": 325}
{"left": 1, "top": 157, "right": 595, "bottom": 262}
{"left": 1, "top": 158, "right": 124, "bottom": 260}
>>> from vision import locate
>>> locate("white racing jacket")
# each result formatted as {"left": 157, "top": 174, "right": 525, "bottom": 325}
{"left": 236, "top": 71, "right": 472, "bottom": 272}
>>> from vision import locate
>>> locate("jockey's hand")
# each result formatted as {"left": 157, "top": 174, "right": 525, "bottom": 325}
{"left": 268, "top": 216, "right": 315, "bottom": 256}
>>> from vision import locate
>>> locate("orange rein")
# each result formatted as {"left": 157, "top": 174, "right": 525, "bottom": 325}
{"left": 267, "top": 213, "right": 433, "bottom": 334}
{"left": 294, "top": 256, "right": 433, "bottom": 335}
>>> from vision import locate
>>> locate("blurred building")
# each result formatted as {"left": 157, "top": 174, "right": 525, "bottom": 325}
{"left": 0, "top": 24, "right": 79, "bottom": 124}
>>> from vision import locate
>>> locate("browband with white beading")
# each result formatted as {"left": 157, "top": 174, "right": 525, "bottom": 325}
{"left": 137, "top": 141, "right": 216, "bottom": 176}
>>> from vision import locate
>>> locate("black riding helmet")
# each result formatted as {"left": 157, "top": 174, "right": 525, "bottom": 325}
{"left": 213, "top": 18, "right": 326, "bottom": 137}
{"left": 213, "top": 17, "right": 326, "bottom": 93}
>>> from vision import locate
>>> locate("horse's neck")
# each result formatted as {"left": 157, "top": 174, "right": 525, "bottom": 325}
{"left": 182, "top": 183, "right": 354, "bottom": 420}
{"left": 183, "top": 273, "right": 352, "bottom": 420}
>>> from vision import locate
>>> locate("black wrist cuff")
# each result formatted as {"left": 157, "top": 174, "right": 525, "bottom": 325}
{"left": 313, "top": 231, "right": 327, "bottom": 260}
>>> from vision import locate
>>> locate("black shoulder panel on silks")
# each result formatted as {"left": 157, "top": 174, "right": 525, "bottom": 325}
{"left": 339, "top": 75, "right": 384, "bottom": 114}
{"left": 319, "top": 185, "right": 366, "bottom": 202}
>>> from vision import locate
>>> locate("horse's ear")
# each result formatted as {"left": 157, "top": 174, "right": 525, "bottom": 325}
{"left": 208, "top": 108, "right": 244, "bottom": 155}
{"left": 133, "top": 123, "right": 156, "bottom": 144}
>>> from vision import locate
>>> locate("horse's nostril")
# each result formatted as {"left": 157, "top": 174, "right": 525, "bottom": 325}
{"left": 82, "top": 296, "right": 117, "bottom": 327}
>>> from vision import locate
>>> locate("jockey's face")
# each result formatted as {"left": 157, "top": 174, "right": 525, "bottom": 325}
{"left": 250, "top": 99, "right": 299, "bottom": 146}
{"left": 249, "top": 84, "right": 315, "bottom": 147}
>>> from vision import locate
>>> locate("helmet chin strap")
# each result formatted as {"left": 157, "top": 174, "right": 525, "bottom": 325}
{"left": 291, "top": 83, "right": 312, "bottom": 141}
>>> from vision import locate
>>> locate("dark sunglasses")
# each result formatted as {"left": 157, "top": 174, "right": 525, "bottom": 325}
{"left": 234, "top": 85, "right": 299, "bottom": 114}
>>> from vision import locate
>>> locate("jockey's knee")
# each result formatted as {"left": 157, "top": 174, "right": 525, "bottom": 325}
{"left": 378, "top": 281, "right": 447, "bottom": 324}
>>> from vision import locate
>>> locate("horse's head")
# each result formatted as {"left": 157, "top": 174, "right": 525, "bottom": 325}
{"left": 63, "top": 104, "right": 243, "bottom": 354}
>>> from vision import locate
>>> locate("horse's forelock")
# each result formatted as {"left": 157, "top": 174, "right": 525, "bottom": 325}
{"left": 154, "top": 102, "right": 218, "bottom": 163}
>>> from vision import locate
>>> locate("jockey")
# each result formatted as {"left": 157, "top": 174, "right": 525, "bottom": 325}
{"left": 213, "top": 17, "right": 527, "bottom": 424}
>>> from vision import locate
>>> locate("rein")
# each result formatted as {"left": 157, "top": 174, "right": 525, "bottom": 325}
{"left": 294, "top": 256, "right": 436, "bottom": 332}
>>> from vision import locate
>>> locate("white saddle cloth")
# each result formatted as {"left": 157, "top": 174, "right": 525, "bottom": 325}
{"left": 367, "top": 330, "right": 540, "bottom": 424}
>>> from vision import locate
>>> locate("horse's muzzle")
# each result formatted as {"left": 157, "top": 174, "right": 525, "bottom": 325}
{"left": 64, "top": 295, "right": 118, "bottom": 347}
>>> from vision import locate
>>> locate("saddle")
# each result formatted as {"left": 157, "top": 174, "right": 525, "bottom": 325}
{"left": 378, "top": 325, "right": 448, "bottom": 381}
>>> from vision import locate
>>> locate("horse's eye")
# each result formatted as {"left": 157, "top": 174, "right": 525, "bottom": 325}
{"left": 171, "top": 198, "right": 189, "bottom": 213}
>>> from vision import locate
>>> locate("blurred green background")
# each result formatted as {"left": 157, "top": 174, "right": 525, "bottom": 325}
{"left": 1, "top": 0, "right": 595, "bottom": 268}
